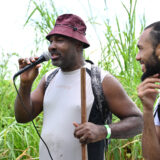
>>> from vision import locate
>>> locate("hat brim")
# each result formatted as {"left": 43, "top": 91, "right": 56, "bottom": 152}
{"left": 46, "top": 26, "right": 90, "bottom": 49}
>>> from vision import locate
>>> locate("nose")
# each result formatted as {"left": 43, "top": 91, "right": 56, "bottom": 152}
{"left": 48, "top": 41, "right": 57, "bottom": 53}
{"left": 136, "top": 52, "right": 141, "bottom": 61}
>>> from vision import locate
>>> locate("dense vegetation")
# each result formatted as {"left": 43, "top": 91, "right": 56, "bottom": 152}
{"left": 0, "top": 0, "right": 145, "bottom": 159}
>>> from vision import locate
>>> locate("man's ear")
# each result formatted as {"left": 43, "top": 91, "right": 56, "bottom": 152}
{"left": 156, "top": 44, "right": 160, "bottom": 59}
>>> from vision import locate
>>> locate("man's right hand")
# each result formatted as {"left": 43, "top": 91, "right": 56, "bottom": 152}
{"left": 18, "top": 56, "right": 41, "bottom": 84}
{"left": 137, "top": 74, "right": 160, "bottom": 111}
{"left": 15, "top": 56, "right": 45, "bottom": 123}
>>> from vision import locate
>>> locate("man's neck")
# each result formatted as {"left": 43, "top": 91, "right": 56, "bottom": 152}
{"left": 61, "top": 60, "right": 85, "bottom": 72}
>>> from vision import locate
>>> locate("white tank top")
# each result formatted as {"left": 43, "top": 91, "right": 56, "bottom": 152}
{"left": 39, "top": 63, "right": 108, "bottom": 160}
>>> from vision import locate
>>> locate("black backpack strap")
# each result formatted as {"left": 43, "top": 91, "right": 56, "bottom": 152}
{"left": 85, "top": 60, "right": 112, "bottom": 124}
{"left": 86, "top": 61, "right": 112, "bottom": 156}
{"left": 90, "top": 64, "right": 112, "bottom": 124}
{"left": 45, "top": 68, "right": 59, "bottom": 91}
{"left": 158, "top": 106, "right": 160, "bottom": 122}
{"left": 85, "top": 59, "right": 94, "bottom": 65}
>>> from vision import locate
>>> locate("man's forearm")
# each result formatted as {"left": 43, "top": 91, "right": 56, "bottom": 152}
{"left": 15, "top": 82, "right": 33, "bottom": 123}
{"left": 142, "top": 110, "right": 160, "bottom": 160}
{"left": 110, "top": 116, "right": 143, "bottom": 139}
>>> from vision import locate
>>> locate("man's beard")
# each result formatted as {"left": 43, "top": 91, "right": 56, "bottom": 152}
{"left": 141, "top": 51, "right": 160, "bottom": 81}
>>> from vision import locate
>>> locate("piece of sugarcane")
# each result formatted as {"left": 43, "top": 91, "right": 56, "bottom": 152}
{"left": 81, "top": 67, "right": 87, "bottom": 160}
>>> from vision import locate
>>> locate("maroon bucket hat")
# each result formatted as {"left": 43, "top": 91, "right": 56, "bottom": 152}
{"left": 46, "top": 14, "right": 90, "bottom": 48}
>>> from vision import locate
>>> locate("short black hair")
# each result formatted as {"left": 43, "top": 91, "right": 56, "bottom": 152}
{"left": 145, "top": 21, "right": 160, "bottom": 49}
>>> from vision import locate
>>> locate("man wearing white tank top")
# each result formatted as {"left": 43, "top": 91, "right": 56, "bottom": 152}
{"left": 14, "top": 14, "right": 142, "bottom": 160}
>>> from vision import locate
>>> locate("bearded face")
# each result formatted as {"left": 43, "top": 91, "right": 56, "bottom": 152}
{"left": 141, "top": 51, "right": 160, "bottom": 81}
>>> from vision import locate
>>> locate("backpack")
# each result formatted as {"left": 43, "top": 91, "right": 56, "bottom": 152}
{"left": 45, "top": 60, "right": 112, "bottom": 160}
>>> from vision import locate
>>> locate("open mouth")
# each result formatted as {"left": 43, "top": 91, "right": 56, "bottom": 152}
{"left": 52, "top": 54, "right": 60, "bottom": 60}
{"left": 49, "top": 52, "right": 61, "bottom": 61}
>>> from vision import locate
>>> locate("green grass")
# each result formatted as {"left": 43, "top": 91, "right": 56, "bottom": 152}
{"left": 101, "top": 0, "right": 145, "bottom": 159}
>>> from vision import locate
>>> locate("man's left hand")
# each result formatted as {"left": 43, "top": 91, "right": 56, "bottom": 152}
{"left": 73, "top": 122, "right": 107, "bottom": 144}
